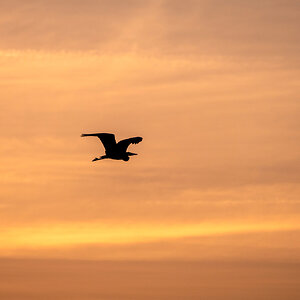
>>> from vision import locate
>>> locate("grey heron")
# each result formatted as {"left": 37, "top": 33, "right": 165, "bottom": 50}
{"left": 81, "top": 133, "right": 143, "bottom": 162}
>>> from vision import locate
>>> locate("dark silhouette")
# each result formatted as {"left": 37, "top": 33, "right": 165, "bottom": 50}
{"left": 81, "top": 133, "right": 143, "bottom": 162}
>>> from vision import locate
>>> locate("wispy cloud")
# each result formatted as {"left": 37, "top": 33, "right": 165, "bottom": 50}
{"left": 0, "top": 1, "right": 299, "bottom": 59}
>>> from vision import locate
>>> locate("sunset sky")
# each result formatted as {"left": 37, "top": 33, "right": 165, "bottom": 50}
{"left": 0, "top": 0, "right": 299, "bottom": 299}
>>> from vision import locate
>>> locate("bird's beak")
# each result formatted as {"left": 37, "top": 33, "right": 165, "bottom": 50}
{"left": 92, "top": 157, "right": 99, "bottom": 162}
{"left": 127, "top": 152, "right": 138, "bottom": 156}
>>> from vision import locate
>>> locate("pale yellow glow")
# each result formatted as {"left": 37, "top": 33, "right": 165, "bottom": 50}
{"left": 1, "top": 220, "right": 299, "bottom": 250}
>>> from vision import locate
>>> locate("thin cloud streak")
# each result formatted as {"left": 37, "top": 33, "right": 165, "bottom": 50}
{"left": 1, "top": 219, "right": 298, "bottom": 251}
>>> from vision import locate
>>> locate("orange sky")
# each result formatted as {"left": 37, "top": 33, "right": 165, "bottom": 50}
{"left": 0, "top": 0, "right": 300, "bottom": 299}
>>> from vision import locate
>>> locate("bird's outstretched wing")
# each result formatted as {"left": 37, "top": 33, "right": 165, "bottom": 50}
{"left": 117, "top": 137, "right": 143, "bottom": 152}
{"left": 81, "top": 133, "right": 116, "bottom": 152}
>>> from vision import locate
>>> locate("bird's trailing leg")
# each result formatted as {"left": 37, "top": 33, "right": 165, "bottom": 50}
{"left": 92, "top": 155, "right": 107, "bottom": 162}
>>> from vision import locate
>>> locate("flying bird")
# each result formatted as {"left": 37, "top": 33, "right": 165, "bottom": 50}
{"left": 81, "top": 133, "right": 143, "bottom": 162}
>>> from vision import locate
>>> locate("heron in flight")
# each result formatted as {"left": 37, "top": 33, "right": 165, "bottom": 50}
{"left": 81, "top": 133, "right": 143, "bottom": 162}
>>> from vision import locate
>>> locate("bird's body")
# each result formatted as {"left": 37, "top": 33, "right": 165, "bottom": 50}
{"left": 81, "top": 133, "right": 143, "bottom": 162}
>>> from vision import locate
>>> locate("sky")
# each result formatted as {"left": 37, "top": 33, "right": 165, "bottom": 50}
{"left": 0, "top": 0, "right": 300, "bottom": 299}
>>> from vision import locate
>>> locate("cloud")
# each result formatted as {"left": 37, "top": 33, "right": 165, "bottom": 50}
{"left": 0, "top": 2, "right": 299, "bottom": 264}
{"left": 0, "top": 48, "right": 299, "bottom": 228}
{"left": 158, "top": 0, "right": 300, "bottom": 57}
{"left": 1, "top": 256, "right": 299, "bottom": 300}
{"left": 0, "top": 0, "right": 151, "bottom": 51}
{"left": 0, "top": 0, "right": 299, "bottom": 59}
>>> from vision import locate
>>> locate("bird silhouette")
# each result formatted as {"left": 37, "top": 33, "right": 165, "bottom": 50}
{"left": 81, "top": 133, "right": 143, "bottom": 162}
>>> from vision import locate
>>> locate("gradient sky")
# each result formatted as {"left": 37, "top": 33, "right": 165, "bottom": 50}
{"left": 0, "top": 0, "right": 300, "bottom": 299}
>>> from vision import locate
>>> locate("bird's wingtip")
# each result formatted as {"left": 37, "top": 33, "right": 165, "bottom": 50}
{"left": 132, "top": 137, "right": 143, "bottom": 144}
